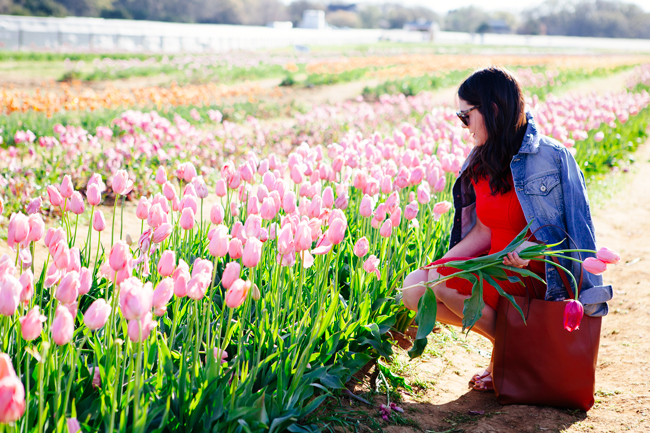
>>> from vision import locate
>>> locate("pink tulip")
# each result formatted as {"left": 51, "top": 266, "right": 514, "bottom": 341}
{"left": 56, "top": 271, "right": 80, "bottom": 305}
{"left": 322, "top": 187, "right": 334, "bottom": 209}
{"left": 152, "top": 278, "right": 174, "bottom": 316}
{"left": 19, "top": 306, "right": 46, "bottom": 341}
{"left": 327, "top": 218, "right": 346, "bottom": 245}
{"left": 51, "top": 240, "right": 70, "bottom": 271}
{"left": 67, "top": 247, "right": 81, "bottom": 273}
{"left": 244, "top": 214, "right": 262, "bottom": 239}
{"left": 83, "top": 299, "right": 111, "bottom": 331}
{"left": 67, "top": 418, "right": 81, "bottom": 433}
{"left": 260, "top": 198, "right": 277, "bottom": 220}
{"left": 363, "top": 255, "right": 381, "bottom": 279}
{"left": 433, "top": 201, "right": 452, "bottom": 220}
{"left": 162, "top": 181, "right": 177, "bottom": 201}
{"left": 51, "top": 305, "right": 74, "bottom": 345}
{"left": 596, "top": 247, "right": 620, "bottom": 265}
{"left": 417, "top": 186, "right": 430, "bottom": 204}
{"left": 119, "top": 277, "right": 154, "bottom": 321}
{"left": 0, "top": 354, "right": 25, "bottom": 423}
{"left": 60, "top": 175, "right": 74, "bottom": 199}
{"left": 91, "top": 366, "right": 101, "bottom": 388}
{"left": 208, "top": 225, "right": 230, "bottom": 257}
{"left": 109, "top": 241, "right": 130, "bottom": 272}
{"left": 172, "top": 260, "right": 190, "bottom": 297}
{"left": 353, "top": 237, "right": 369, "bottom": 258}
{"left": 26, "top": 197, "right": 42, "bottom": 215}
{"left": 155, "top": 166, "right": 167, "bottom": 185}
{"left": 112, "top": 170, "right": 133, "bottom": 196}
{"left": 563, "top": 299, "right": 584, "bottom": 332}
{"left": 294, "top": 221, "right": 312, "bottom": 251}
{"left": 434, "top": 176, "right": 446, "bottom": 192}
{"left": 182, "top": 162, "right": 197, "bottom": 182}
{"left": 192, "top": 178, "right": 209, "bottom": 199}
{"left": 390, "top": 207, "right": 401, "bottom": 228}
{"left": 44, "top": 263, "right": 63, "bottom": 288}
{"left": 594, "top": 131, "right": 605, "bottom": 142}
{"left": 136, "top": 197, "right": 151, "bottom": 220}
{"left": 27, "top": 214, "right": 45, "bottom": 243}
{"left": 152, "top": 223, "right": 172, "bottom": 244}
{"left": 359, "top": 195, "right": 373, "bottom": 218}
{"left": 186, "top": 271, "right": 212, "bottom": 300}
{"left": 93, "top": 209, "right": 106, "bottom": 232}
{"left": 47, "top": 185, "right": 63, "bottom": 207}
{"left": 158, "top": 251, "right": 176, "bottom": 277}
{"left": 127, "top": 312, "right": 157, "bottom": 342}
{"left": 148, "top": 205, "right": 166, "bottom": 231}
{"left": 87, "top": 173, "right": 106, "bottom": 193}
{"left": 221, "top": 262, "right": 241, "bottom": 290}
{"left": 214, "top": 348, "right": 228, "bottom": 364}
{"left": 18, "top": 270, "right": 34, "bottom": 304}
{"left": 242, "top": 237, "right": 262, "bottom": 268}
{"left": 215, "top": 179, "right": 227, "bottom": 197}
{"left": 69, "top": 191, "right": 85, "bottom": 215}
{"left": 86, "top": 183, "right": 101, "bottom": 206}
{"left": 225, "top": 279, "right": 251, "bottom": 308}
{"left": 583, "top": 257, "right": 607, "bottom": 275}
{"left": 180, "top": 208, "right": 195, "bottom": 230}
{"left": 7, "top": 213, "right": 29, "bottom": 249}
{"left": 210, "top": 203, "right": 225, "bottom": 225}
{"left": 228, "top": 238, "right": 243, "bottom": 259}
{"left": 404, "top": 202, "right": 419, "bottom": 220}
{"left": 379, "top": 220, "right": 393, "bottom": 238}
{"left": 282, "top": 191, "right": 296, "bottom": 213}
{"left": 78, "top": 267, "right": 92, "bottom": 296}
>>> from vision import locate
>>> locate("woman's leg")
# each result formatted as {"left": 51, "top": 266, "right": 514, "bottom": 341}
{"left": 402, "top": 269, "right": 465, "bottom": 327}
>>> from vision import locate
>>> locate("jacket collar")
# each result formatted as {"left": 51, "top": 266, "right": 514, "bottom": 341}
{"left": 458, "top": 111, "right": 540, "bottom": 176}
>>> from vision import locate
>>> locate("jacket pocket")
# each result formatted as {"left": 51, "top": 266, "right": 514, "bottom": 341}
{"left": 523, "top": 171, "right": 563, "bottom": 220}
{"left": 524, "top": 172, "right": 561, "bottom": 196}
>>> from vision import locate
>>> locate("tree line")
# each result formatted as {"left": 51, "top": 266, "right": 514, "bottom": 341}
{"left": 2, "top": 0, "right": 650, "bottom": 39}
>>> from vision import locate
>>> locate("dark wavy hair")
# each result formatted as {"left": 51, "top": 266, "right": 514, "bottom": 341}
{"left": 458, "top": 67, "right": 528, "bottom": 195}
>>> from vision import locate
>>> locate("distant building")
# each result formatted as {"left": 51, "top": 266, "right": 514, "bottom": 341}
{"left": 403, "top": 20, "right": 439, "bottom": 33}
{"left": 477, "top": 20, "right": 511, "bottom": 34}
{"left": 300, "top": 10, "right": 327, "bottom": 30}
{"left": 327, "top": 4, "right": 358, "bottom": 13}
{"left": 267, "top": 21, "right": 293, "bottom": 29}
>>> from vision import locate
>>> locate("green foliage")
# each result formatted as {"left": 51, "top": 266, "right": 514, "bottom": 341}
{"left": 362, "top": 69, "right": 472, "bottom": 99}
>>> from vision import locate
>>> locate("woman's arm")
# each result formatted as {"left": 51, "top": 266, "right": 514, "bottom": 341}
{"left": 443, "top": 216, "right": 491, "bottom": 258}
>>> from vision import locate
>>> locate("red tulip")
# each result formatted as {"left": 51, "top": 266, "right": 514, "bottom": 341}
{"left": 583, "top": 257, "right": 607, "bottom": 275}
{"left": 596, "top": 247, "right": 620, "bottom": 265}
{"left": 563, "top": 299, "right": 584, "bottom": 332}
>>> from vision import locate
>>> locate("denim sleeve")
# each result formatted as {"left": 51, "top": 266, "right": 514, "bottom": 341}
{"left": 559, "top": 148, "right": 612, "bottom": 317}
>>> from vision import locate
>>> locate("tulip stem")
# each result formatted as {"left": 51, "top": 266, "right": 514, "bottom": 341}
{"left": 24, "top": 344, "right": 30, "bottom": 431}
{"left": 134, "top": 322, "right": 143, "bottom": 433}
{"left": 120, "top": 195, "right": 125, "bottom": 241}
{"left": 63, "top": 335, "right": 87, "bottom": 420}
{"left": 85, "top": 205, "right": 95, "bottom": 263}
{"left": 37, "top": 342, "right": 49, "bottom": 433}
{"left": 111, "top": 197, "right": 117, "bottom": 247}
{"left": 94, "top": 231, "right": 102, "bottom": 270}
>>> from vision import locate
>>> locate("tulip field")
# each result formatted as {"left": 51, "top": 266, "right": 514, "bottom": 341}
{"left": 1, "top": 49, "right": 650, "bottom": 432}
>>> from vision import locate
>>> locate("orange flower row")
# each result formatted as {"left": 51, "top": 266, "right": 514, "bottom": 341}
{"left": 306, "top": 54, "right": 650, "bottom": 77}
{"left": 0, "top": 81, "right": 287, "bottom": 116}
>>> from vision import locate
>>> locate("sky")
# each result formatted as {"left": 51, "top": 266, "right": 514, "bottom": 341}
{"left": 353, "top": 0, "right": 650, "bottom": 14}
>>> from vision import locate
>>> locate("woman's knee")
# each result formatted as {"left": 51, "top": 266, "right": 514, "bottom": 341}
{"left": 401, "top": 269, "right": 428, "bottom": 311}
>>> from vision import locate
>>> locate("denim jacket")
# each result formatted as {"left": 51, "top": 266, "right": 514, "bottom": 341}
{"left": 448, "top": 112, "right": 612, "bottom": 316}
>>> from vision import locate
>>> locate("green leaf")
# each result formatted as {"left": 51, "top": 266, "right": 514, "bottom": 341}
{"left": 461, "top": 273, "right": 484, "bottom": 332}
{"left": 483, "top": 273, "right": 526, "bottom": 325}
{"left": 407, "top": 337, "right": 429, "bottom": 359}
{"left": 506, "top": 276, "right": 523, "bottom": 284}
{"left": 415, "top": 288, "right": 437, "bottom": 340}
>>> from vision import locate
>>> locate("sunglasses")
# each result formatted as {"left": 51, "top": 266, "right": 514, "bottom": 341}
{"left": 456, "top": 105, "right": 481, "bottom": 126}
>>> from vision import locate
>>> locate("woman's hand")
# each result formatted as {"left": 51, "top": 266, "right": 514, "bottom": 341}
{"left": 502, "top": 241, "right": 539, "bottom": 268}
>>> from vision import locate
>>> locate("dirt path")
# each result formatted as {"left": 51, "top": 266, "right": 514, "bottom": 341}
{"left": 345, "top": 141, "right": 650, "bottom": 433}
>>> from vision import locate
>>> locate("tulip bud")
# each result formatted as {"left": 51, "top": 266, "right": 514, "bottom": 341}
{"left": 251, "top": 283, "right": 261, "bottom": 301}
{"left": 51, "top": 306, "right": 74, "bottom": 345}
{"left": 353, "top": 237, "right": 369, "bottom": 258}
{"left": 19, "top": 306, "right": 46, "bottom": 341}
{"left": 83, "top": 299, "right": 111, "bottom": 331}
{"left": 583, "top": 257, "right": 607, "bottom": 275}
{"left": 563, "top": 299, "right": 584, "bottom": 332}
{"left": 596, "top": 247, "right": 620, "bottom": 265}
{"left": 60, "top": 175, "right": 74, "bottom": 199}
{"left": 93, "top": 209, "right": 106, "bottom": 232}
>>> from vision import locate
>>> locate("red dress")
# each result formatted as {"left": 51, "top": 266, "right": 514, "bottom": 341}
{"left": 433, "top": 176, "right": 546, "bottom": 310}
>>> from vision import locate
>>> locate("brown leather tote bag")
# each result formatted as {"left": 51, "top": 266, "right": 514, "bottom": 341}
{"left": 492, "top": 257, "right": 602, "bottom": 411}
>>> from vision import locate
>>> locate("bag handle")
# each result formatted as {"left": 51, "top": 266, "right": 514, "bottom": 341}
{"left": 526, "top": 223, "right": 584, "bottom": 299}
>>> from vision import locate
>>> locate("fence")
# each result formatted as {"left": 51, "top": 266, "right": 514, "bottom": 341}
{"left": 1, "top": 14, "right": 650, "bottom": 53}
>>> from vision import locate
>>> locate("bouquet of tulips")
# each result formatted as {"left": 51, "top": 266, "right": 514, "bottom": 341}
{"left": 407, "top": 221, "right": 620, "bottom": 358}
